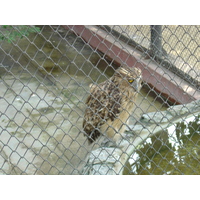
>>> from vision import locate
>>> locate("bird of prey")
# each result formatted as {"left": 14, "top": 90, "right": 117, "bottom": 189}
{"left": 83, "top": 66, "right": 142, "bottom": 144}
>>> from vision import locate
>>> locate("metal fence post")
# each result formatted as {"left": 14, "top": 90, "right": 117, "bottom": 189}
{"left": 150, "top": 25, "right": 163, "bottom": 58}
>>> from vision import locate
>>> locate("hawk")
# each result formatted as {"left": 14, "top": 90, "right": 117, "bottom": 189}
{"left": 83, "top": 66, "right": 142, "bottom": 144}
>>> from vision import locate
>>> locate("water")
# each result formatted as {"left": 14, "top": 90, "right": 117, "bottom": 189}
{"left": 125, "top": 114, "right": 200, "bottom": 175}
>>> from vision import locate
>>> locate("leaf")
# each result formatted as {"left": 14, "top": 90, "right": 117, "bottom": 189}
{"left": 0, "top": 25, "right": 41, "bottom": 43}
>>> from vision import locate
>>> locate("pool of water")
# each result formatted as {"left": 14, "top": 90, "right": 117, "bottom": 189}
{"left": 125, "top": 114, "right": 200, "bottom": 175}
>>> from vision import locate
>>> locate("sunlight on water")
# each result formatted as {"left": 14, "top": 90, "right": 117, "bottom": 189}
{"left": 126, "top": 114, "right": 200, "bottom": 175}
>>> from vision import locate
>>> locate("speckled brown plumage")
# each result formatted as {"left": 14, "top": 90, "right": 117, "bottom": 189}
{"left": 83, "top": 66, "right": 142, "bottom": 144}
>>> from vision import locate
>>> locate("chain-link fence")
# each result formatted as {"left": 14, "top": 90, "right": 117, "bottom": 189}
{"left": 0, "top": 25, "right": 199, "bottom": 175}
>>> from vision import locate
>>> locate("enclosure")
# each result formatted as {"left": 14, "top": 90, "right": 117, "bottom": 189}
{"left": 0, "top": 25, "right": 199, "bottom": 175}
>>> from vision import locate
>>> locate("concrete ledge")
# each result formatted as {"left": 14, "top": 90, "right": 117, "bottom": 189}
{"left": 63, "top": 25, "right": 200, "bottom": 104}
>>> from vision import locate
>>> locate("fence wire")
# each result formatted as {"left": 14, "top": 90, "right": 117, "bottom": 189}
{"left": 103, "top": 25, "right": 200, "bottom": 89}
{"left": 0, "top": 25, "right": 199, "bottom": 175}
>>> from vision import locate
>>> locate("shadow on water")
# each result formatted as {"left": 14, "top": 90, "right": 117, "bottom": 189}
{"left": 124, "top": 114, "right": 200, "bottom": 175}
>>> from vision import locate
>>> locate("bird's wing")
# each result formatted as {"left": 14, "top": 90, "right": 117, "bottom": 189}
{"left": 83, "top": 81, "right": 122, "bottom": 143}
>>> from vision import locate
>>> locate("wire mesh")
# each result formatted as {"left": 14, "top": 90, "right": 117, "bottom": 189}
{"left": 0, "top": 25, "right": 199, "bottom": 175}
{"left": 106, "top": 25, "right": 200, "bottom": 88}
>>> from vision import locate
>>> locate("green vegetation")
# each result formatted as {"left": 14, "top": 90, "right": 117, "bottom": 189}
{"left": 0, "top": 25, "right": 40, "bottom": 43}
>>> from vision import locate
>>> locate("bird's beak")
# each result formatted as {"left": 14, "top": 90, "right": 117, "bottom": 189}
{"left": 132, "top": 76, "right": 142, "bottom": 92}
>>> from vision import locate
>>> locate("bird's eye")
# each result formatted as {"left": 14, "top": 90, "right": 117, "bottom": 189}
{"left": 128, "top": 79, "right": 134, "bottom": 83}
